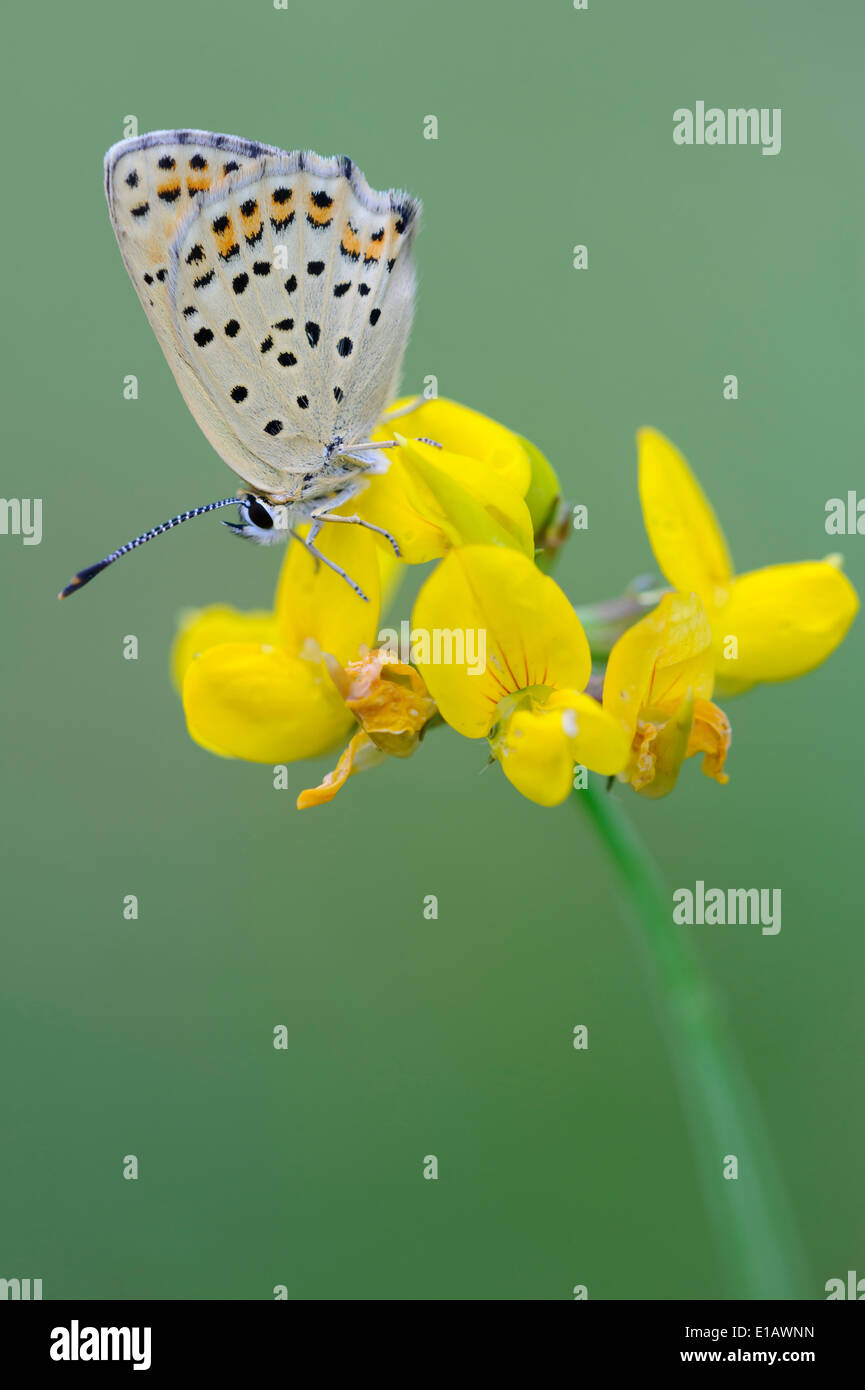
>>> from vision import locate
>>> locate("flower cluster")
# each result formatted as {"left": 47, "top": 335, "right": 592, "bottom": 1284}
{"left": 173, "top": 400, "right": 858, "bottom": 807}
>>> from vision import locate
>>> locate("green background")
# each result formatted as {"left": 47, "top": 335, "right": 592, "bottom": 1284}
{"left": 2, "top": 0, "right": 862, "bottom": 1299}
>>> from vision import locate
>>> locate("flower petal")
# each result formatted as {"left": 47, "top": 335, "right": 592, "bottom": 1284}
{"left": 603, "top": 591, "right": 714, "bottom": 739}
{"left": 628, "top": 689, "right": 696, "bottom": 798}
{"left": 546, "top": 690, "right": 630, "bottom": 776}
{"left": 688, "top": 697, "right": 731, "bottom": 784}
{"left": 326, "top": 648, "right": 437, "bottom": 755}
{"left": 182, "top": 642, "right": 351, "bottom": 763}
{"left": 296, "top": 731, "right": 386, "bottom": 809}
{"left": 712, "top": 560, "right": 859, "bottom": 690}
{"left": 351, "top": 461, "right": 445, "bottom": 563}
{"left": 377, "top": 545, "right": 404, "bottom": 613}
{"left": 382, "top": 396, "right": 532, "bottom": 496}
{"left": 394, "top": 437, "right": 534, "bottom": 554}
{"left": 274, "top": 523, "right": 381, "bottom": 663}
{"left": 638, "top": 428, "right": 733, "bottom": 608}
{"left": 412, "top": 546, "right": 591, "bottom": 737}
{"left": 351, "top": 437, "right": 534, "bottom": 563}
{"left": 172, "top": 605, "right": 276, "bottom": 689}
{"left": 491, "top": 706, "right": 577, "bottom": 807}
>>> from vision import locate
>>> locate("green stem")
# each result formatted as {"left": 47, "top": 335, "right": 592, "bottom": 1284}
{"left": 576, "top": 778, "right": 808, "bottom": 1299}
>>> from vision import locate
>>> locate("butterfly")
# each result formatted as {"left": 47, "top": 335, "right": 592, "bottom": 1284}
{"left": 60, "top": 129, "right": 428, "bottom": 603}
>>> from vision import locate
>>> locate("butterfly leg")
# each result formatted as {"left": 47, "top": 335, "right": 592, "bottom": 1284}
{"left": 333, "top": 437, "right": 443, "bottom": 463}
{"left": 315, "top": 511, "right": 402, "bottom": 558}
{"left": 302, "top": 518, "right": 370, "bottom": 602}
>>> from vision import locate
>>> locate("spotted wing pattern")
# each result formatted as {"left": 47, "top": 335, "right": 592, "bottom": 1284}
{"left": 106, "top": 131, "right": 420, "bottom": 496}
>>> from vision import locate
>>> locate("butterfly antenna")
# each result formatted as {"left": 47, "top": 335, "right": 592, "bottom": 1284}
{"left": 58, "top": 497, "right": 242, "bottom": 599}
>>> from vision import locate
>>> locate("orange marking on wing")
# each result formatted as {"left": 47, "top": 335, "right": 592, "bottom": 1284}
{"left": 269, "top": 188, "right": 294, "bottom": 226}
{"left": 341, "top": 222, "right": 361, "bottom": 257}
{"left": 187, "top": 173, "right": 212, "bottom": 194}
{"left": 157, "top": 180, "right": 182, "bottom": 200}
{"left": 213, "top": 217, "right": 237, "bottom": 258}
{"left": 240, "top": 204, "right": 263, "bottom": 241}
{"left": 307, "top": 199, "right": 333, "bottom": 226}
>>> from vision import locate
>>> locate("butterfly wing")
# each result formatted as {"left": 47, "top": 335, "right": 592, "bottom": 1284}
{"left": 168, "top": 153, "right": 420, "bottom": 492}
{"left": 106, "top": 132, "right": 420, "bottom": 497}
{"left": 106, "top": 131, "right": 290, "bottom": 487}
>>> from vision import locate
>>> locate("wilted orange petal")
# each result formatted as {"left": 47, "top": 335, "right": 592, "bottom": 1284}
{"left": 327, "top": 647, "right": 437, "bottom": 755}
{"left": 296, "top": 731, "right": 384, "bottom": 809}
{"left": 687, "top": 697, "right": 732, "bottom": 785}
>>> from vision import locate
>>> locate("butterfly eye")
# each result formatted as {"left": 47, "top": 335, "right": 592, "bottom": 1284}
{"left": 246, "top": 498, "right": 274, "bottom": 530}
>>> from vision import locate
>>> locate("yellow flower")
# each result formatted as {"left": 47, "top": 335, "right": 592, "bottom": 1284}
{"left": 297, "top": 648, "right": 437, "bottom": 808}
{"left": 411, "top": 546, "right": 629, "bottom": 807}
{"left": 173, "top": 524, "right": 384, "bottom": 763}
{"left": 347, "top": 397, "right": 536, "bottom": 561}
{"left": 171, "top": 397, "right": 552, "bottom": 779}
{"left": 603, "top": 591, "right": 731, "bottom": 796}
{"left": 638, "top": 428, "right": 859, "bottom": 695}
